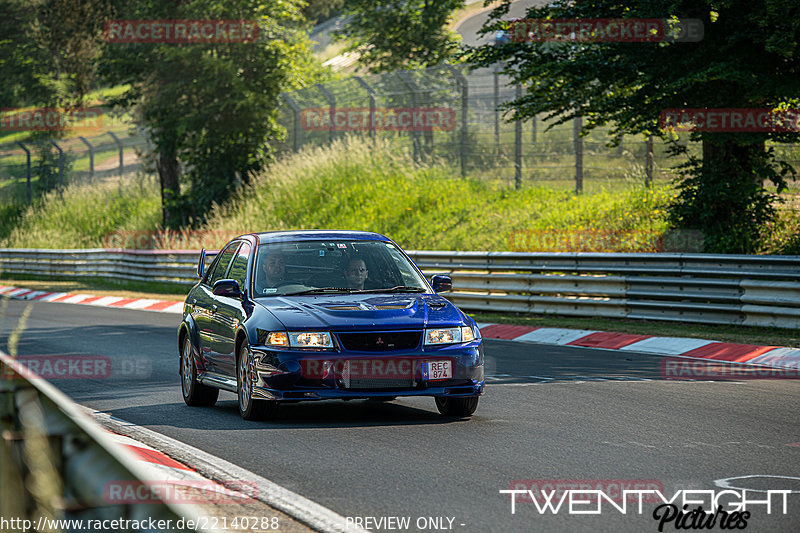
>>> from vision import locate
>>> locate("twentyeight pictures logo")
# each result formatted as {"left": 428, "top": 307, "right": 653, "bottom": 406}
{"left": 104, "top": 20, "right": 258, "bottom": 43}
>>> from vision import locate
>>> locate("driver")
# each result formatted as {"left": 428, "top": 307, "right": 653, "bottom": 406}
{"left": 258, "top": 250, "right": 286, "bottom": 292}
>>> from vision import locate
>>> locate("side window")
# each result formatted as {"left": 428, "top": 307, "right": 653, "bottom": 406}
{"left": 227, "top": 242, "right": 252, "bottom": 290}
{"left": 206, "top": 242, "right": 239, "bottom": 286}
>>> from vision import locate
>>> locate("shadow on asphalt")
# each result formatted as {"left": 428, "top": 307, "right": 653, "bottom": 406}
{"left": 98, "top": 397, "right": 466, "bottom": 430}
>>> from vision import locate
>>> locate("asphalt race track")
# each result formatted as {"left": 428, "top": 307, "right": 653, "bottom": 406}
{"left": 2, "top": 300, "right": 798, "bottom": 532}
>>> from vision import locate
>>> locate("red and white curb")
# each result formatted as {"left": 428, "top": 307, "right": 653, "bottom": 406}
{"left": 475, "top": 323, "right": 800, "bottom": 371}
{"left": 91, "top": 410, "right": 367, "bottom": 533}
{"left": 0, "top": 285, "right": 184, "bottom": 314}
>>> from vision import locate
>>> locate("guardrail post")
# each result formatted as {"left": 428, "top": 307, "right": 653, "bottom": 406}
{"left": 574, "top": 116, "right": 583, "bottom": 193}
{"left": 106, "top": 131, "right": 123, "bottom": 176}
{"left": 645, "top": 134, "right": 654, "bottom": 187}
{"left": 16, "top": 141, "right": 31, "bottom": 204}
{"left": 78, "top": 135, "right": 94, "bottom": 181}
{"left": 316, "top": 83, "right": 336, "bottom": 143}
{"left": 354, "top": 76, "right": 377, "bottom": 141}
{"left": 49, "top": 139, "right": 65, "bottom": 192}
{"left": 281, "top": 93, "right": 303, "bottom": 151}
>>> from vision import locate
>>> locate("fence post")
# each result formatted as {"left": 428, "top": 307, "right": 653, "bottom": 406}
{"left": 281, "top": 93, "right": 303, "bottom": 151}
{"left": 49, "top": 139, "right": 65, "bottom": 192}
{"left": 448, "top": 66, "right": 469, "bottom": 178}
{"left": 397, "top": 72, "right": 422, "bottom": 163}
{"left": 531, "top": 115, "right": 537, "bottom": 143}
{"left": 574, "top": 116, "right": 583, "bottom": 193}
{"left": 106, "top": 132, "right": 123, "bottom": 176}
{"left": 281, "top": 93, "right": 303, "bottom": 152}
{"left": 493, "top": 65, "right": 500, "bottom": 153}
{"left": 645, "top": 134, "right": 654, "bottom": 187}
{"left": 316, "top": 83, "right": 336, "bottom": 143}
{"left": 514, "top": 82, "right": 522, "bottom": 190}
{"left": 16, "top": 142, "right": 31, "bottom": 205}
{"left": 353, "top": 76, "right": 376, "bottom": 141}
{"left": 78, "top": 136, "right": 94, "bottom": 181}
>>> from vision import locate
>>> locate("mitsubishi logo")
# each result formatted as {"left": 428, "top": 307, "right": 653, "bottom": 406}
{"left": 375, "top": 337, "right": 384, "bottom": 345}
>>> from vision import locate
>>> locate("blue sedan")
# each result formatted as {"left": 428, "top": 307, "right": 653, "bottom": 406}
{"left": 178, "top": 231, "right": 485, "bottom": 420}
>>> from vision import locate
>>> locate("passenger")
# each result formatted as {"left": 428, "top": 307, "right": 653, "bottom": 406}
{"left": 344, "top": 258, "right": 369, "bottom": 290}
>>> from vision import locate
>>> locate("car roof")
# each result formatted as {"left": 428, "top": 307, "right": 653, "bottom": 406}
{"left": 249, "top": 230, "right": 391, "bottom": 245}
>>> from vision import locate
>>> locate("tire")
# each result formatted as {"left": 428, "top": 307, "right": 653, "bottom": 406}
{"left": 237, "top": 340, "right": 279, "bottom": 421}
{"left": 435, "top": 396, "right": 479, "bottom": 417}
{"left": 180, "top": 334, "right": 219, "bottom": 407}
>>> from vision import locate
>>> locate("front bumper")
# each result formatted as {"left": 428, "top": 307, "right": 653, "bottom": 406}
{"left": 249, "top": 342, "right": 485, "bottom": 401}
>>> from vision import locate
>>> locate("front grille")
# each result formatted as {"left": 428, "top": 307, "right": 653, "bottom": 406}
{"left": 337, "top": 331, "right": 421, "bottom": 352}
{"left": 340, "top": 359, "right": 416, "bottom": 390}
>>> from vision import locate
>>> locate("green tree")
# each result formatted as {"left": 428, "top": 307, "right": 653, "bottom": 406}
{"left": 102, "top": 0, "right": 328, "bottom": 227}
{"left": 468, "top": 0, "right": 800, "bottom": 253}
{"left": 336, "top": 0, "right": 465, "bottom": 73}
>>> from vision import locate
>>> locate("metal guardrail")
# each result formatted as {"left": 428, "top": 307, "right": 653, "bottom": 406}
{"left": 0, "top": 248, "right": 798, "bottom": 328}
{"left": 0, "top": 350, "right": 211, "bottom": 532}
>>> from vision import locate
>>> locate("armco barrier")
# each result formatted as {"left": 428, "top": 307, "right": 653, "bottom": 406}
{"left": 0, "top": 248, "right": 798, "bottom": 328}
{"left": 0, "top": 350, "right": 213, "bottom": 532}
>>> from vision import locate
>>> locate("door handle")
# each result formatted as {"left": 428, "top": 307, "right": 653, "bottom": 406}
{"left": 192, "top": 298, "right": 197, "bottom": 304}
{"left": 211, "top": 305, "right": 218, "bottom": 313}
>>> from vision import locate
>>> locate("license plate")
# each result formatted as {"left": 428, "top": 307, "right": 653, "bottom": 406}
{"left": 422, "top": 360, "right": 452, "bottom": 381}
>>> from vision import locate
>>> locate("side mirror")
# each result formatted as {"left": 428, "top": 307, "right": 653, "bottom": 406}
{"left": 431, "top": 275, "right": 452, "bottom": 293}
{"left": 197, "top": 248, "right": 206, "bottom": 278}
{"left": 212, "top": 279, "right": 242, "bottom": 299}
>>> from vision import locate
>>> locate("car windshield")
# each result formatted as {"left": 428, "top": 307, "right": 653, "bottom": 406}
{"left": 253, "top": 239, "right": 429, "bottom": 297}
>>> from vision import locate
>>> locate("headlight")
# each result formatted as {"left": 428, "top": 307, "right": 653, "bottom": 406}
{"left": 289, "top": 331, "right": 333, "bottom": 348}
{"left": 424, "top": 326, "right": 477, "bottom": 345}
{"left": 261, "top": 331, "right": 288, "bottom": 346}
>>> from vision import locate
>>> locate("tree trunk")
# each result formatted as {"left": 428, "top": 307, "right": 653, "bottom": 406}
{"left": 156, "top": 151, "right": 180, "bottom": 228}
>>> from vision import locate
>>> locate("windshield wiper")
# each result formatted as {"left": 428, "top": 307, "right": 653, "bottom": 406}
{"left": 283, "top": 287, "right": 354, "bottom": 296}
{"left": 353, "top": 286, "right": 427, "bottom": 294}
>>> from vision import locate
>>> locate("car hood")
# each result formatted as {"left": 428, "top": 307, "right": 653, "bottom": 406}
{"left": 254, "top": 293, "right": 464, "bottom": 331}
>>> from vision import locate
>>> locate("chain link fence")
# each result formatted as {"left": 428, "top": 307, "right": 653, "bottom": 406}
{"left": 0, "top": 125, "right": 147, "bottom": 205}
{"left": 275, "top": 64, "right": 800, "bottom": 192}
{"left": 3, "top": 64, "right": 799, "bottom": 205}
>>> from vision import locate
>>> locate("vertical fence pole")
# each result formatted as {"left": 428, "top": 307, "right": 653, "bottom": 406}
{"left": 493, "top": 65, "right": 500, "bottom": 153}
{"left": 574, "top": 116, "right": 583, "bottom": 193}
{"left": 397, "top": 72, "right": 422, "bottom": 163}
{"left": 354, "top": 76, "right": 376, "bottom": 141}
{"left": 316, "top": 84, "right": 336, "bottom": 144}
{"left": 645, "top": 134, "right": 654, "bottom": 187}
{"left": 106, "top": 132, "right": 123, "bottom": 176}
{"left": 531, "top": 116, "right": 537, "bottom": 143}
{"left": 78, "top": 136, "right": 94, "bottom": 181}
{"left": 16, "top": 142, "right": 31, "bottom": 204}
{"left": 448, "top": 66, "right": 469, "bottom": 178}
{"left": 281, "top": 93, "right": 303, "bottom": 152}
{"left": 49, "top": 140, "right": 64, "bottom": 192}
{"left": 514, "top": 83, "right": 522, "bottom": 190}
